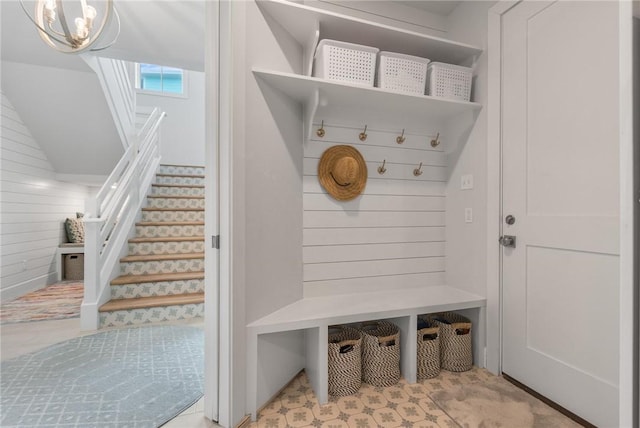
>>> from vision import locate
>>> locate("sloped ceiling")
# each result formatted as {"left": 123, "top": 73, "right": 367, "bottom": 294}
{"left": 0, "top": 0, "right": 205, "bottom": 176}
{"left": 1, "top": 1, "right": 206, "bottom": 72}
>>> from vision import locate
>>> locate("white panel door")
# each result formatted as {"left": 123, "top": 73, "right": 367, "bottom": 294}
{"left": 501, "top": 2, "right": 620, "bottom": 426}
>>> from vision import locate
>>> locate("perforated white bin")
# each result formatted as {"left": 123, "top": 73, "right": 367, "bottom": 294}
{"left": 426, "top": 62, "right": 473, "bottom": 101}
{"left": 376, "top": 51, "right": 430, "bottom": 95}
{"left": 313, "top": 39, "right": 379, "bottom": 87}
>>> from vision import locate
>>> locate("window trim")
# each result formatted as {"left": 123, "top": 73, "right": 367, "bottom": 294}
{"left": 135, "top": 63, "right": 189, "bottom": 99}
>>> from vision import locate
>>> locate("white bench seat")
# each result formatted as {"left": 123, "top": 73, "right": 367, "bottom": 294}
{"left": 247, "top": 285, "right": 486, "bottom": 419}
{"left": 248, "top": 285, "right": 485, "bottom": 334}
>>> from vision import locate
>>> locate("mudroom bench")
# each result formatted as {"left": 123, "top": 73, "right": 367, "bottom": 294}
{"left": 246, "top": 285, "right": 486, "bottom": 419}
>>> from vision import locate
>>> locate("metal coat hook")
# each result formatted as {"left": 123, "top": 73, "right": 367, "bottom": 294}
{"left": 413, "top": 162, "right": 423, "bottom": 177}
{"left": 377, "top": 159, "right": 387, "bottom": 175}
{"left": 359, "top": 125, "right": 368, "bottom": 141}
{"left": 316, "top": 120, "right": 325, "bottom": 138}
{"left": 396, "top": 129, "right": 406, "bottom": 144}
{"left": 430, "top": 132, "right": 440, "bottom": 148}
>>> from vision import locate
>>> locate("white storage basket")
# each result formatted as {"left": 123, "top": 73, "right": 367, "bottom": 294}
{"left": 427, "top": 62, "right": 473, "bottom": 101}
{"left": 313, "top": 39, "right": 379, "bottom": 87}
{"left": 376, "top": 51, "right": 430, "bottom": 95}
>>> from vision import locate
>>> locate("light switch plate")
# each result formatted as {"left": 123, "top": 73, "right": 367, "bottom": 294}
{"left": 461, "top": 174, "right": 474, "bottom": 190}
{"left": 465, "top": 208, "right": 473, "bottom": 223}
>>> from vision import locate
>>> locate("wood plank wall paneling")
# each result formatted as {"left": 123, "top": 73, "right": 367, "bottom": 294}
{"left": 1, "top": 93, "right": 90, "bottom": 300}
{"left": 303, "top": 123, "right": 447, "bottom": 297}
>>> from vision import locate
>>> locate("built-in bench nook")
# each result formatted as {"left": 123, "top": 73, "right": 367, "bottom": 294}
{"left": 244, "top": 0, "right": 488, "bottom": 420}
{"left": 247, "top": 285, "right": 485, "bottom": 419}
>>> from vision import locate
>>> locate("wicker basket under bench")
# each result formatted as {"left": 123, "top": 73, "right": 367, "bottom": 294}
{"left": 246, "top": 286, "right": 486, "bottom": 421}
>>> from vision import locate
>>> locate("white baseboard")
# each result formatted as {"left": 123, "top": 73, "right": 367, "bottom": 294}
{"left": 0, "top": 272, "right": 57, "bottom": 302}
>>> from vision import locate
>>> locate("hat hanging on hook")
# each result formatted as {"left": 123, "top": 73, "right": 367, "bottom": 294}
{"left": 318, "top": 145, "right": 368, "bottom": 201}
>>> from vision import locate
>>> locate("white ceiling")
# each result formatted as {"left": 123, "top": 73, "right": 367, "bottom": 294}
{"left": 0, "top": 1, "right": 460, "bottom": 72}
{"left": 1, "top": 0, "right": 206, "bottom": 72}
{"left": 397, "top": 1, "right": 462, "bottom": 16}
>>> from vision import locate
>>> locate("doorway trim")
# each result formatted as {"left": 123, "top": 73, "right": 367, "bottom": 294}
{"left": 486, "top": 1, "right": 636, "bottom": 425}
{"left": 204, "top": 0, "right": 220, "bottom": 423}
{"left": 486, "top": 0, "right": 520, "bottom": 376}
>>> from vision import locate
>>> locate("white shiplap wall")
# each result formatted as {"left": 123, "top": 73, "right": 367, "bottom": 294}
{"left": 303, "top": 124, "right": 447, "bottom": 297}
{"left": 1, "top": 93, "right": 90, "bottom": 301}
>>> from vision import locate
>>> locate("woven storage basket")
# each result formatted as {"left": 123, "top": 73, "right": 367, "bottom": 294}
{"left": 429, "top": 312, "right": 472, "bottom": 372}
{"left": 313, "top": 39, "right": 379, "bottom": 87}
{"left": 360, "top": 321, "right": 400, "bottom": 387}
{"left": 416, "top": 317, "right": 440, "bottom": 380}
{"left": 328, "top": 326, "right": 362, "bottom": 396}
{"left": 426, "top": 62, "right": 472, "bottom": 101}
{"left": 376, "top": 51, "right": 430, "bottom": 95}
{"left": 63, "top": 253, "right": 84, "bottom": 280}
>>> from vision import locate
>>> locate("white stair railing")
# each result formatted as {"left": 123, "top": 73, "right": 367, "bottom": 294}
{"left": 82, "top": 56, "right": 136, "bottom": 148}
{"left": 81, "top": 108, "right": 166, "bottom": 330}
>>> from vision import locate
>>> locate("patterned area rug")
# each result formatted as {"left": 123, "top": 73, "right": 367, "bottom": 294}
{"left": 0, "top": 325, "right": 204, "bottom": 428}
{"left": 0, "top": 282, "right": 83, "bottom": 324}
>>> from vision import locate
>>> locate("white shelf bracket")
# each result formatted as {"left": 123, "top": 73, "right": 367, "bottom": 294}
{"left": 304, "top": 88, "right": 320, "bottom": 143}
{"left": 304, "top": 25, "right": 320, "bottom": 77}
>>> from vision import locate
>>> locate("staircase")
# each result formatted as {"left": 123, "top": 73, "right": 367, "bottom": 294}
{"left": 98, "top": 164, "right": 206, "bottom": 327}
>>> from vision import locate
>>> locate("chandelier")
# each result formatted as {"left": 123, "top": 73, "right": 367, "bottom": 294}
{"left": 20, "top": 0, "right": 120, "bottom": 53}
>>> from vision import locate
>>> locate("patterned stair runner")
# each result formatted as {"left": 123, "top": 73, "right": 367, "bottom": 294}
{"left": 99, "top": 164, "right": 206, "bottom": 327}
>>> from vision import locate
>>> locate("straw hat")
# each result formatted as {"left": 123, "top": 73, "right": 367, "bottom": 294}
{"left": 318, "top": 145, "right": 367, "bottom": 201}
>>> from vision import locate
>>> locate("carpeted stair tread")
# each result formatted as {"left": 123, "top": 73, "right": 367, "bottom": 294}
{"left": 111, "top": 271, "right": 204, "bottom": 286}
{"left": 129, "top": 236, "right": 204, "bottom": 243}
{"left": 147, "top": 195, "right": 205, "bottom": 199}
{"left": 135, "top": 221, "right": 204, "bottom": 226}
{"left": 156, "top": 173, "right": 205, "bottom": 178}
{"left": 121, "top": 252, "right": 205, "bottom": 263}
{"left": 152, "top": 184, "right": 205, "bottom": 188}
{"left": 141, "top": 207, "right": 204, "bottom": 211}
{"left": 99, "top": 292, "right": 205, "bottom": 312}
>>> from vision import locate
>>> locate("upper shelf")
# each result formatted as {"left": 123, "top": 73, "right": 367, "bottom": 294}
{"left": 253, "top": 68, "right": 482, "bottom": 122}
{"left": 256, "top": 0, "right": 483, "bottom": 65}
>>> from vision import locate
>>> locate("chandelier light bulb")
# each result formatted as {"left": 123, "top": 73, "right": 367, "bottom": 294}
{"left": 84, "top": 5, "right": 97, "bottom": 28}
{"left": 75, "top": 17, "right": 88, "bottom": 39}
{"left": 44, "top": 0, "right": 56, "bottom": 22}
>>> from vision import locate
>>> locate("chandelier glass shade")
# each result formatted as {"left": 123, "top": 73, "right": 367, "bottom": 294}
{"left": 20, "top": 0, "right": 120, "bottom": 53}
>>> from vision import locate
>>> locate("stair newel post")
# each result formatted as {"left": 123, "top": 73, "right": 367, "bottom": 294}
{"left": 85, "top": 194, "right": 99, "bottom": 219}
{"left": 81, "top": 217, "right": 103, "bottom": 331}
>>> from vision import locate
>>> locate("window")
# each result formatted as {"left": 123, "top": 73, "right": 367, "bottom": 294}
{"left": 137, "top": 63, "right": 186, "bottom": 96}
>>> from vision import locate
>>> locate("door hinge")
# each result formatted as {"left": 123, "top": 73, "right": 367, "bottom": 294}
{"left": 212, "top": 235, "right": 220, "bottom": 249}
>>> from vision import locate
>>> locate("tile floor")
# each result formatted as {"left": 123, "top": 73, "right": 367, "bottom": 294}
{"left": 1, "top": 318, "right": 582, "bottom": 428}
{"left": 248, "top": 369, "right": 581, "bottom": 428}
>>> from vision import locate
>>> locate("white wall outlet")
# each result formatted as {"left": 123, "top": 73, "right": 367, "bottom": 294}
{"left": 465, "top": 208, "right": 473, "bottom": 223}
{"left": 461, "top": 174, "right": 474, "bottom": 190}
{"left": 21, "top": 260, "right": 27, "bottom": 271}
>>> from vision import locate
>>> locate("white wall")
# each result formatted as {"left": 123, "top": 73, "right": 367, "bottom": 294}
{"left": 1, "top": 93, "right": 90, "bottom": 301}
{"left": 444, "top": 1, "right": 495, "bottom": 298}
{"left": 137, "top": 70, "right": 205, "bottom": 166}
{"left": 231, "top": 1, "right": 306, "bottom": 421}
{"left": 305, "top": 0, "right": 449, "bottom": 37}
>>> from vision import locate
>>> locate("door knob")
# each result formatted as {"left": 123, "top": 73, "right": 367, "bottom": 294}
{"left": 505, "top": 215, "right": 516, "bottom": 225}
{"left": 499, "top": 235, "right": 516, "bottom": 248}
